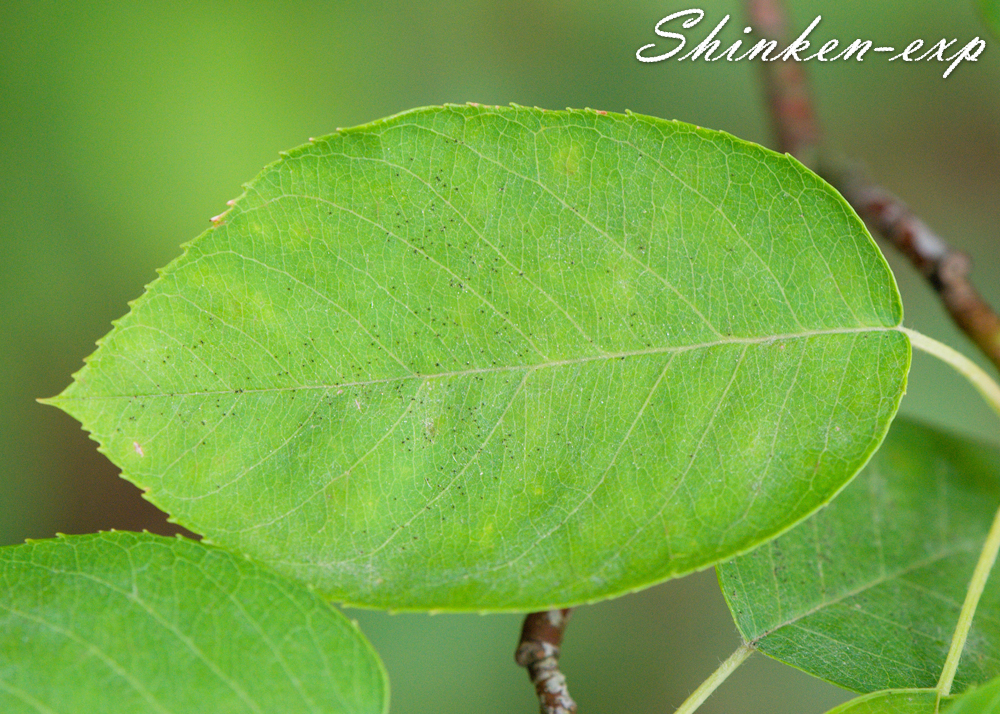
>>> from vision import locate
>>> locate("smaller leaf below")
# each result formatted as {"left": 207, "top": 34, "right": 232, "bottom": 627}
{"left": 719, "top": 419, "right": 1000, "bottom": 693}
{"left": 823, "top": 690, "right": 938, "bottom": 714}
{"left": 0, "top": 531, "right": 388, "bottom": 714}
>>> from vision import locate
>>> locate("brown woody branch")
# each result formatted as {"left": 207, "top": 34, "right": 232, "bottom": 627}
{"left": 825, "top": 166, "right": 1000, "bottom": 371}
{"left": 746, "top": 0, "right": 1000, "bottom": 373}
{"left": 515, "top": 609, "right": 577, "bottom": 714}
{"left": 746, "top": 0, "right": 821, "bottom": 162}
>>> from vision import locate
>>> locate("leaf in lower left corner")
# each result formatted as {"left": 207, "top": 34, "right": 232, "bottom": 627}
{"left": 0, "top": 531, "right": 388, "bottom": 714}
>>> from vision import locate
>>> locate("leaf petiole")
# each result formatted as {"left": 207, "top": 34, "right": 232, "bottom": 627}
{"left": 902, "top": 327, "right": 1000, "bottom": 699}
{"left": 937, "top": 504, "right": 1000, "bottom": 700}
{"left": 673, "top": 642, "right": 753, "bottom": 714}
{"left": 902, "top": 328, "right": 1000, "bottom": 419}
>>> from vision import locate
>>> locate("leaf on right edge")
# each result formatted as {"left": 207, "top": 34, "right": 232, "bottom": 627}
{"left": 981, "top": 0, "right": 1000, "bottom": 38}
{"left": 826, "top": 678, "right": 1000, "bottom": 714}
{"left": 944, "top": 674, "right": 1000, "bottom": 711}
{"left": 823, "top": 690, "right": 938, "bottom": 714}
{"left": 719, "top": 418, "right": 1000, "bottom": 693}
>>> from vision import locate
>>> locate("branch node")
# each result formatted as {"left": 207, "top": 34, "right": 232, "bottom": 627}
{"left": 516, "top": 609, "right": 577, "bottom": 714}
{"left": 940, "top": 251, "right": 972, "bottom": 285}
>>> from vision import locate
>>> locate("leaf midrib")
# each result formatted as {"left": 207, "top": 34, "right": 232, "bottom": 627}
{"left": 59, "top": 324, "right": 901, "bottom": 402}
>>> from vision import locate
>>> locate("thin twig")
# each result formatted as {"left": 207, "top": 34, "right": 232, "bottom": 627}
{"left": 745, "top": 0, "right": 821, "bottom": 162}
{"left": 515, "top": 609, "right": 577, "bottom": 714}
{"left": 745, "top": 0, "right": 1000, "bottom": 374}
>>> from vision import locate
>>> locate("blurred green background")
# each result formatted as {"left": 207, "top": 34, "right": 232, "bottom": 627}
{"left": 2, "top": 1, "right": 997, "bottom": 712}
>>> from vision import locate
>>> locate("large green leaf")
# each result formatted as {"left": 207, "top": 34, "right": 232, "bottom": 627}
{"left": 0, "top": 532, "right": 387, "bottom": 713}
{"left": 823, "top": 690, "right": 939, "bottom": 714}
{"left": 47, "top": 104, "right": 909, "bottom": 610}
{"left": 719, "top": 419, "right": 1000, "bottom": 693}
